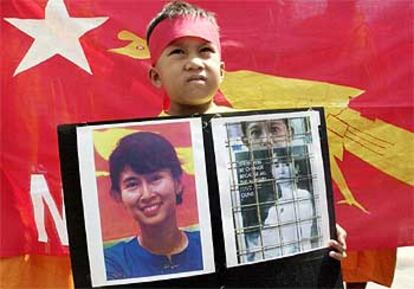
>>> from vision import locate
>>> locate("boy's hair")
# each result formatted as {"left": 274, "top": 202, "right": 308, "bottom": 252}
{"left": 146, "top": 0, "right": 219, "bottom": 43}
{"left": 109, "top": 132, "right": 183, "bottom": 202}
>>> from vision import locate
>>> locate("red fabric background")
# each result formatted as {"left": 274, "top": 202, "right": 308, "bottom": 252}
{"left": 1, "top": 0, "right": 413, "bottom": 258}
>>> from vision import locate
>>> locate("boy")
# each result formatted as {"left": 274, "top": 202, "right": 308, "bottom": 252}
{"left": 147, "top": 0, "right": 231, "bottom": 115}
{"left": 146, "top": 0, "right": 346, "bottom": 261}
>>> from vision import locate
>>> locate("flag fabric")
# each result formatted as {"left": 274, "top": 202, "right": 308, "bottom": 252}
{"left": 1, "top": 0, "right": 413, "bottom": 288}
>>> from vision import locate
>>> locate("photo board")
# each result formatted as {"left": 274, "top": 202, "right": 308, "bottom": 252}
{"left": 58, "top": 108, "right": 342, "bottom": 288}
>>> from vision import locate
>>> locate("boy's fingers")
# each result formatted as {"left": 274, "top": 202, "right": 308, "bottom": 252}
{"left": 335, "top": 224, "right": 347, "bottom": 249}
{"left": 329, "top": 250, "right": 346, "bottom": 261}
{"left": 328, "top": 239, "right": 347, "bottom": 261}
{"left": 329, "top": 239, "right": 345, "bottom": 252}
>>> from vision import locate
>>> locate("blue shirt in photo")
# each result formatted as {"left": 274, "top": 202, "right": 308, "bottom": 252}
{"left": 104, "top": 230, "right": 203, "bottom": 280}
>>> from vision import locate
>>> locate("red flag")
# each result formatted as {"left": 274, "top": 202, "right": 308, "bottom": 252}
{"left": 1, "top": 0, "right": 163, "bottom": 257}
{"left": 1, "top": 1, "right": 413, "bottom": 287}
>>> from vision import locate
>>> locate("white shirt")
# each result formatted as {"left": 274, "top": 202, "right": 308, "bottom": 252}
{"left": 262, "top": 183, "right": 314, "bottom": 258}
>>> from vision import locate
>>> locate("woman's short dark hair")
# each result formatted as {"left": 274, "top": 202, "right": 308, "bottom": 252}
{"left": 109, "top": 132, "right": 183, "bottom": 201}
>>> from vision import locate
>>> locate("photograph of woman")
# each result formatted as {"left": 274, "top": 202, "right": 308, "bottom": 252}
{"left": 103, "top": 131, "right": 203, "bottom": 280}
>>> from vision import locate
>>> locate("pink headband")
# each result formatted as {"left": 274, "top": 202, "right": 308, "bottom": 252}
{"left": 148, "top": 15, "right": 221, "bottom": 64}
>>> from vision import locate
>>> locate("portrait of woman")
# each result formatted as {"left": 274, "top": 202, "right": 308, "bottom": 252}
{"left": 103, "top": 131, "right": 203, "bottom": 280}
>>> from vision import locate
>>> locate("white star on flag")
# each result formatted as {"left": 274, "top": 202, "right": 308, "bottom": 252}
{"left": 4, "top": 0, "right": 108, "bottom": 76}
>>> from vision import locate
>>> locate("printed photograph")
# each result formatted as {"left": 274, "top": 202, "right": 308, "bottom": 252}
{"left": 211, "top": 112, "right": 330, "bottom": 267}
{"left": 76, "top": 118, "right": 215, "bottom": 287}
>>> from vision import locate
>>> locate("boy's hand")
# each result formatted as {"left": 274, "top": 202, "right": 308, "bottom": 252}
{"left": 328, "top": 224, "right": 347, "bottom": 261}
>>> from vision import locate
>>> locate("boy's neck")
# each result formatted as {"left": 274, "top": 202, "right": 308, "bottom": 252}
{"left": 167, "top": 101, "right": 217, "bottom": 116}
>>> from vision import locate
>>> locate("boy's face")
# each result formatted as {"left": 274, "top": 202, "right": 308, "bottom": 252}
{"left": 149, "top": 36, "right": 224, "bottom": 107}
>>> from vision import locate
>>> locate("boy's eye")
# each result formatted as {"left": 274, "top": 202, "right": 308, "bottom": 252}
{"left": 200, "top": 46, "right": 215, "bottom": 53}
{"left": 168, "top": 48, "right": 185, "bottom": 56}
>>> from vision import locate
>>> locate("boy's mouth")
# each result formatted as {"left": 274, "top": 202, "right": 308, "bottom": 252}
{"left": 187, "top": 75, "right": 207, "bottom": 82}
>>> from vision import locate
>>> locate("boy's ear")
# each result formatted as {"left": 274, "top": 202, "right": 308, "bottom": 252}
{"left": 149, "top": 67, "right": 162, "bottom": 88}
{"left": 219, "top": 61, "right": 225, "bottom": 82}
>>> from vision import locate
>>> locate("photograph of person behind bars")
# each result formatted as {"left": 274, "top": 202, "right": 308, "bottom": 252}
{"left": 102, "top": 131, "right": 204, "bottom": 280}
{"left": 228, "top": 117, "right": 323, "bottom": 263}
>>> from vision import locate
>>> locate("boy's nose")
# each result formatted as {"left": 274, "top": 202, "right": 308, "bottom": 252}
{"left": 184, "top": 56, "right": 203, "bottom": 70}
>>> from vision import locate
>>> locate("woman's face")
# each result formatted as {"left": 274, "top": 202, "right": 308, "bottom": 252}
{"left": 245, "top": 120, "right": 290, "bottom": 149}
{"left": 119, "top": 166, "right": 182, "bottom": 227}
